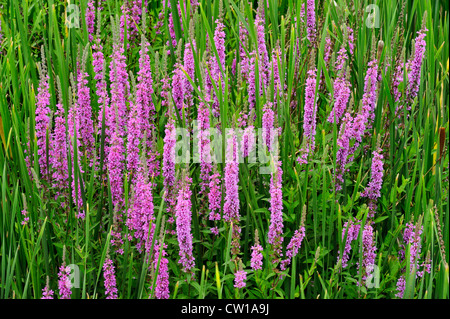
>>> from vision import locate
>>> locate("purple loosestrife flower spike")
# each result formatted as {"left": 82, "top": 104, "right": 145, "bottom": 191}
{"left": 250, "top": 230, "right": 263, "bottom": 271}
{"left": 153, "top": 241, "right": 170, "bottom": 299}
{"left": 399, "top": 222, "right": 423, "bottom": 273}
{"left": 281, "top": 226, "right": 306, "bottom": 270}
{"left": 306, "top": 0, "right": 316, "bottom": 45}
{"left": 241, "top": 124, "right": 256, "bottom": 159}
{"left": 234, "top": 270, "right": 247, "bottom": 289}
{"left": 299, "top": 3, "right": 305, "bottom": 25}
{"left": 328, "top": 65, "right": 351, "bottom": 124}
{"left": 50, "top": 101, "right": 69, "bottom": 196}
{"left": 334, "top": 110, "right": 354, "bottom": 191}
{"left": 120, "top": 1, "right": 143, "bottom": 46}
{"left": 86, "top": 0, "right": 95, "bottom": 42}
{"left": 35, "top": 48, "right": 51, "bottom": 178}
{"left": 392, "top": 59, "right": 404, "bottom": 105}
{"left": 108, "top": 126, "right": 126, "bottom": 211}
{"left": 93, "top": 12, "right": 110, "bottom": 158}
{"left": 406, "top": 17, "right": 427, "bottom": 105}
{"left": 110, "top": 206, "right": 125, "bottom": 254}
{"left": 107, "top": 20, "right": 128, "bottom": 211}
{"left": 210, "top": 18, "right": 226, "bottom": 117}
{"left": 251, "top": 244, "right": 264, "bottom": 271}
{"left": 358, "top": 224, "right": 377, "bottom": 285}
{"left": 297, "top": 67, "right": 318, "bottom": 164}
{"left": 103, "top": 257, "right": 118, "bottom": 299}
{"left": 167, "top": 13, "right": 177, "bottom": 51}
{"left": 183, "top": 41, "right": 196, "bottom": 108}
{"left": 339, "top": 220, "right": 360, "bottom": 268}
{"left": 335, "top": 54, "right": 379, "bottom": 190}
{"left": 154, "top": 11, "right": 164, "bottom": 35}
{"left": 396, "top": 219, "right": 431, "bottom": 297}
{"left": 281, "top": 208, "right": 306, "bottom": 270}
{"left": 324, "top": 36, "right": 332, "bottom": 64}
{"left": 208, "top": 171, "right": 222, "bottom": 235}
{"left": 21, "top": 209, "right": 29, "bottom": 226}
{"left": 126, "top": 97, "right": 141, "bottom": 182}
{"left": 176, "top": 174, "right": 196, "bottom": 273}
{"left": 163, "top": 117, "right": 176, "bottom": 220}
{"left": 237, "top": 19, "right": 249, "bottom": 80}
{"left": 247, "top": 52, "right": 257, "bottom": 111}
{"left": 58, "top": 263, "right": 72, "bottom": 299}
{"left": 136, "top": 28, "right": 156, "bottom": 165}
{"left": 268, "top": 160, "right": 284, "bottom": 263}
{"left": 255, "top": 12, "right": 270, "bottom": 89}
{"left": 50, "top": 78, "right": 69, "bottom": 199}
{"left": 224, "top": 129, "right": 241, "bottom": 256}
{"left": 172, "top": 63, "right": 185, "bottom": 117}
{"left": 335, "top": 47, "right": 347, "bottom": 73}
{"left": 77, "top": 46, "right": 95, "bottom": 166}
{"left": 108, "top": 18, "right": 130, "bottom": 140}
{"left": 198, "top": 91, "right": 212, "bottom": 194}
{"left": 262, "top": 102, "right": 275, "bottom": 152}
{"left": 41, "top": 285, "right": 54, "bottom": 299}
{"left": 127, "top": 155, "right": 155, "bottom": 253}
{"left": 361, "top": 148, "right": 384, "bottom": 218}
{"left": 395, "top": 276, "right": 406, "bottom": 298}
{"left": 363, "top": 60, "right": 379, "bottom": 126}
{"left": 67, "top": 83, "right": 84, "bottom": 217}
{"left": 41, "top": 277, "right": 54, "bottom": 299}
{"left": 352, "top": 60, "right": 378, "bottom": 140}
{"left": 163, "top": 0, "right": 178, "bottom": 52}
{"left": 347, "top": 26, "right": 355, "bottom": 55}
{"left": 270, "top": 47, "right": 282, "bottom": 104}
{"left": 130, "top": 1, "right": 144, "bottom": 35}
{"left": 119, "top": 2, "right": 130, "bottom": 46}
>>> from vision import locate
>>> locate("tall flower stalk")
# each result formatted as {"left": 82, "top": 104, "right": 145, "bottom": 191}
{"left": 41, "top": 278, "right": 54, "bottom": 299}
{"left": 268, "top": 160, "right": 284, "bottom": 263}
{"left": 108, "top": 18, "right": 129, "bottom": 142}
{"left": 93, "top": 9, "right": 110, "bottom": 160}
{"left": 175, "top": 172, "right": 195, "bottom": 274}
{"left": 405, "top": 14, "right": 428, "bottom": 106}
{"left": 68, "top": 83, "right": 84, "bottom": 218}
{"left": 107, "top": 18, "right": 128, "bottom": 211}
{"left": 255, "top": 8, "right": 269, "bottom": 90}
{"left": 361, "top": 146, "right": 384, "bottom": 219}
{"left": 184, "top": 23, "right": 196, "bottom": 108}
{"left": 338, "top": 219, "right": 360, "bottom": 268}
{"left": 208, "top": 170, "right": 222, "bottom": 236}
{"left": 86, "top": 0, "right": 95, "bottom": 42}
{"left": 210, "top": 16, "right": 226, "bottom": 117}
{"left": 103, "top": 256, "right": 118, "bottom": 299}
{"left": 77, "top": 45, "right": 95, "bottom": 166}
{"left": 152, "top": 220, "right": 170, "bottom": 299}
{"left": 396, "top": 219, "right": 431, "bottom": 298}
{"left": 136, "top": 18, "right": 157, "bottom": 177}
{"left": 262, "top": 102, "right": 275, "bottom": 152}
{"left": 163, "top": 115, "right": 176, "bottom": 222}
{"left": 306, "top": 0, "right": 316, "bottom": 45}
{"left": 224, "top": 129, "right": 240, "bottom": 256}
{"left": 281, "top": 207, "right": 307, "bottom": 270}
{"left": 250, "top": 230, "right": 263, "bottom": 271}
{"left": 358, "top": 224, "right": 377, "bottom": 285}
{"left": 58, "top": 262, "right": 72, "bottom": 299}
{"left": 35, "top": 46, "right": 51, "bottom": 179}
{"left": 298, "top": 66, "right": 318, "bottom": 164}
{"left": 198, "top": 88, "right": 212, "bottom": 194}
{"left": 127, "top": 154, "right": 155, "bottom": 253}
{"left": 50, "top": 78, "right": 69, "bottom": 199}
